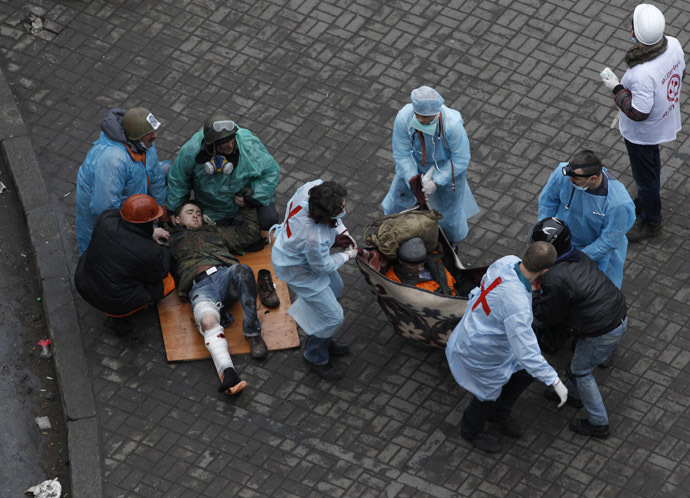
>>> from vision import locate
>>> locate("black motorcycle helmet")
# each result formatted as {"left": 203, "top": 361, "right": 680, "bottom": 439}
{"left": 528, "top": 217, "right": 572, "bottom": 256}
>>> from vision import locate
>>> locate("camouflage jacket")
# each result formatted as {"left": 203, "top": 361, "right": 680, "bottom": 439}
{"left": 169, "top": 209, "right": 260, "bottom": 297}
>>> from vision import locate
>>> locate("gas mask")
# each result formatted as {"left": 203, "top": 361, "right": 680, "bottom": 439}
{"left": 204, "top": 156, "right": 234, "bottom": 175}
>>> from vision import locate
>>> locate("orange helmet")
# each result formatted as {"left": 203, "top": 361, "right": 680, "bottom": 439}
{"left": 120, "top": 194, "right": 164, "bottom": 223}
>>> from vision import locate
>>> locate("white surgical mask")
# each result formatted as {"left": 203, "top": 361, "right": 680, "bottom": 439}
{"left": 333, "top": 209, "right": 346, "bottom": 220}
{"left": 138, "top": 141, "right": 150, "bottom": 151}
{"left": 572, "top": 178, "right": 592, "bottom": 191}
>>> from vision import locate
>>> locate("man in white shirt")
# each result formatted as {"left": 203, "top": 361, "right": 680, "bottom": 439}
{"left": 601, "top": 4, "right": 686, "bottom": 241}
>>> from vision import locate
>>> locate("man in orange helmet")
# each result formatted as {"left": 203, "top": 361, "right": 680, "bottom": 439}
{"left": 74, "top": 194, "right": 174, "bottom": 335}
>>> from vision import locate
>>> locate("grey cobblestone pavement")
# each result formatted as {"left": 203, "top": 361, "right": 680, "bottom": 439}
{"left": 2, "top": 0, "right": 690, "bottom": 496}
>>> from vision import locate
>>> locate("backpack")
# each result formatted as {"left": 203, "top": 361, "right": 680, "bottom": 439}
{"left": 363, "top": 209, "right": 443, "bottom": 259}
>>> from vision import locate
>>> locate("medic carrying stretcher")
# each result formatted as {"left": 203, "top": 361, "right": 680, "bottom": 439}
{"left": 355, "top": 175, "right": 487, "bottom": 348}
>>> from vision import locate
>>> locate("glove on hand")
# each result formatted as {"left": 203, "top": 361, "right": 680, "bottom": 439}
{"left": 343, "top": 248, "right": 358, "bottom": 260}
{"left": 552, "top": 377, "right": 568, "bottom": 408}
{"left": 601, "top": 73, "right": 620, "bottom": 91}
{"left": 422, "top": 177, "right": 437, "bottom": 195}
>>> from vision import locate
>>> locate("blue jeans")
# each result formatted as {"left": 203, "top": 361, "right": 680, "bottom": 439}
{"left": 566, "top": 317, "right": 627, "bottom": 426}
{"left": 625, "top": 139, "right": 661, "bottom": 225}
{"left": 189, "top": 264, "right": 260, "bottom": 337}
{"left": 304, "top": 336, "right": 334, "bottom": 366}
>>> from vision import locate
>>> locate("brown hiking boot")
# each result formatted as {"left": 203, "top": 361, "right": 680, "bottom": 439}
{"left": 257, "top": 269, "right": 280, "bottom": 309}
{"left": 247, "top": 335, "right": 268, "bottom": 359}
{"left": 627, "top": 219, "right": 662, "bottom": 242}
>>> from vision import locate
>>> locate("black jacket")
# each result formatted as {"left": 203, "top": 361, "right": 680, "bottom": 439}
{"left": 533, "top": 248, "right": 627, "bottom": 350}
{"left": 75, "top": 209, "right": 171, "bottom": 316}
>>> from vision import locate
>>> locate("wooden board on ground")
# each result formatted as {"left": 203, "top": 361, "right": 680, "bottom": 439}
{"left": 157, "top": 244, "right": 299, "bottom": 362}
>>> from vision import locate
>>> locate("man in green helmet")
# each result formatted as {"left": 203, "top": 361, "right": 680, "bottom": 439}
{"left": 76, "top": 107, "right": 169, "bottom": 254}
{"left": 166, "top": 112, "right": 281, "bottom": 230}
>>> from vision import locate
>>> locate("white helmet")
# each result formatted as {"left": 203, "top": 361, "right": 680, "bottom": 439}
{"left": 633, "top": 4, "right": 665, "bottom": 45}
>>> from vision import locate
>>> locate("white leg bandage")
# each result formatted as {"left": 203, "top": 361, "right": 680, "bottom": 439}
{"left": 193, "top": 300, "right": 221, "bottom": 324}
{"left": 200, "top": 323, "right": 234, "bottom": 378}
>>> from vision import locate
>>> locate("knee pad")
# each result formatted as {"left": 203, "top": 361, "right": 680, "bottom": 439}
{"left": 192, "top": 300, "right": 221, "bottom": 325}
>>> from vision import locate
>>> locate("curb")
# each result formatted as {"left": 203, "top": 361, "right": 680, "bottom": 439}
{"left": 0, "top": 69, "right": 104, "bottom": 497}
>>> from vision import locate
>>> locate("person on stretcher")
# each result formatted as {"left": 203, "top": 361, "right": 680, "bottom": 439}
{"left": 385, "top": 237, "right": 457, "bottom": 296}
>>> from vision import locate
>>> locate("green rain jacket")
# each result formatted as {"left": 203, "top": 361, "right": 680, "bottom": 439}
{"left": 166, "top": 128, "right": 280, "bottom": 221}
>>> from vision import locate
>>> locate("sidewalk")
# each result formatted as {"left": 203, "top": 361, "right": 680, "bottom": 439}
{"left": 2, "top": 1, "right": 690, "bottom": 497}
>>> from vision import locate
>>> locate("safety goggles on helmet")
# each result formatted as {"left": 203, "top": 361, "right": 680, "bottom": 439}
{"left": 211, "top": 120, "right": 236, "bottom": 132}
{"left": 561, "top": 161, "right": 602, "bottom": 178}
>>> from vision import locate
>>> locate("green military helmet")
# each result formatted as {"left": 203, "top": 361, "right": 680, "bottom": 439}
{"left": 123, "top": 107, "right": 161, "bottom": 140}
{"left": 203, "top": 112, "right": 237, "bottom": 145}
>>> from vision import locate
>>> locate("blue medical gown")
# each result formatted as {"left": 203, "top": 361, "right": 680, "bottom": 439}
{"left": 445, "top": 256, "right": 557, "bottom": 401}
{"left": 381, "top": 104, "right": 479, "bottom": 243}
{"left": 271, "top": 179, "right": 349, "bottom": 338}
{"left": 76, "top": 132, "right": 166, "bottom": 254}
{"left": 538, "top": 164, "right": 635, "bottom": 288}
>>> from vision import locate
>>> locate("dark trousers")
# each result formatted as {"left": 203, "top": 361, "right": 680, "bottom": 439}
{"left": 217, "top": 202, "right": 279, "bottom": 231}
{"left": 460, "top": 370, "right": 534, "bottom": 436}
{"left": 624, "top": 139, "right": 662, "bottom": 225}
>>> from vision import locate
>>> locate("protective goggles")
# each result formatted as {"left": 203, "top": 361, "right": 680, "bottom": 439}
{"left": 211, "top": 120, "right": 236, "bottom": 132}
{"left": 561, "top": 161, "right": 602, "bottom": 178}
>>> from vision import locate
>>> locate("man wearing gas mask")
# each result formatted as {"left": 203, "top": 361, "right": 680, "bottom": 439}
{"left": 166, "top": 112, "right": 281, "bottom": 230}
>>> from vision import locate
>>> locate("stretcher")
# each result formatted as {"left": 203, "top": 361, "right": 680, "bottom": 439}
{"left": 157, "top": 242, "right": 300, "bottom": 362}
{"left": 356, "top": 176, "right": 486, "bottom": 348}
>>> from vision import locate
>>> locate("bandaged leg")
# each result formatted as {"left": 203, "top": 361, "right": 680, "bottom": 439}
{"left": 200, "top": 323, "right": 234, "bottom": 378}
{"left": 190, "top": 281, "right": 246, "bottom": 394}
{"left": 192, "top": 300, "right": 221, "bottom": 327}
{"left": 199, "top": 322, "right": 246, "bottom": 395}
{"left": 192, "top": 301, "right": 232, "bottom": 378}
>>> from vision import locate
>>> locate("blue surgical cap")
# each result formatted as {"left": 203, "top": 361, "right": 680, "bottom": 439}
{"left": 410, "top": 86, "right": 444, "bottom": 115}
